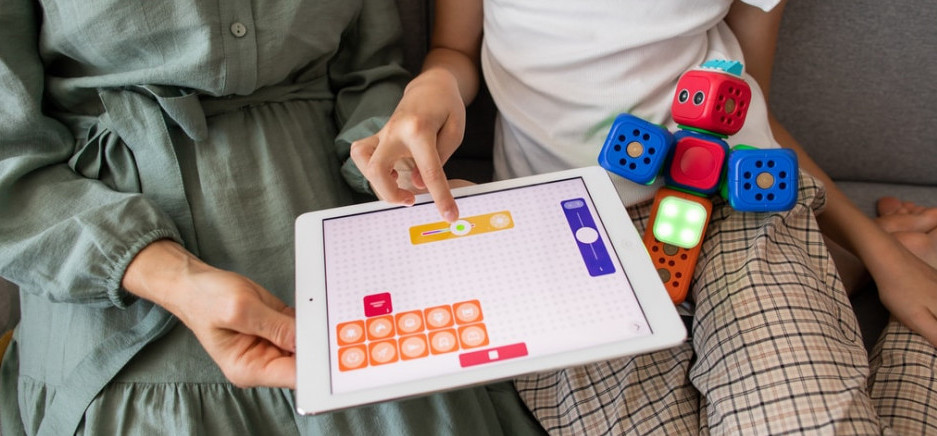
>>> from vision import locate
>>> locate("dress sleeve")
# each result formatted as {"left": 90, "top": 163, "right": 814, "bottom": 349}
{"left": 328, "top": 0, "right": 411, "bottom": 195}
{"left": 0, "top": 0, "right": 183, "bottom": 308}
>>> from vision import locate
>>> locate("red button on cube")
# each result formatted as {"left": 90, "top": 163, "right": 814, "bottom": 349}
{"left": 665, "top": 132, "right": 728, "bottom": 195}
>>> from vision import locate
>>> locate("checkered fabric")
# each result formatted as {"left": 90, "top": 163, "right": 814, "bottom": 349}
{"left": 515, "top": 172, "right": 936, "bottom": 435}
{"left": 869, "top": 319, "right": 937, "bottom": 435}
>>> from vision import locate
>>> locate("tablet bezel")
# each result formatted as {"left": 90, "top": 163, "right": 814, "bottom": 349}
{"left": 295, "top": 166, "right": 686, "bottom": 415}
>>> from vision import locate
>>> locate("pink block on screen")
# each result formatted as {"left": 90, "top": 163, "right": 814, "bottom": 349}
{"left": 459, "top": 343, "right": 529, "bottom": 368}
{"left": 363, "top": 292, "right": 393, "bottom": 317}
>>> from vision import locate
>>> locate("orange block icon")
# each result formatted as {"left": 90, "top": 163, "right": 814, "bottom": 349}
{"left": 366, "top": 315, "right": 395, "bottom": 341}
{"left": 399, "top": 334, "right": 430, "bottom": 360}
{"left": 424, "top": 305, "right": 454, "bottom": 330}
{"left": 336, "top": 320, "right": 365, "bottom": 346}
{"left": 453, "top": 300, "right": 483, "bottom": 324}
{"left": 338, "top": 344, "right": 368, "bottom": 371}
{"left": 429, "top": 329, "right": 459, "bottom": 354}
{"left": 368, "top": 339, "right": 399, "bottom": 366}
{"left": 458, "top": 323, "right": 489, "bottom": 349}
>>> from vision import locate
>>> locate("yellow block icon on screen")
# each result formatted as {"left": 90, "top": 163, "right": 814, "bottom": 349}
{"left": 409, "top": 211, "right": 514, "bottom": 245}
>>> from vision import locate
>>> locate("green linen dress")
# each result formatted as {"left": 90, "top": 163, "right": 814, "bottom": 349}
{"left": 0, "top": 0, "right": 544, "bottom": 434}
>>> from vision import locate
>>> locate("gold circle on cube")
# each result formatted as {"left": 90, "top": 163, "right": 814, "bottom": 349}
{"left": 725, "top": 98, "right": 736, "bottom": 114}
{"left": 626, "top": 141, "right": 644, "bottom": 158}
{"left": 662, "top": 243, "right": 680, "bottom": 256}
{"left": 756, "top": 172, "right": 775, "bottom": 189}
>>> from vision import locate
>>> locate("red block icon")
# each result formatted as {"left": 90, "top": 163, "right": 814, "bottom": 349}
{"left": 363, "top": 292, "right": 392, "bottom": 317}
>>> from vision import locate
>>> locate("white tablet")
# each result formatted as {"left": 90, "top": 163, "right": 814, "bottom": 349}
{"left": 294, "top": 166, "right": 686, "bottom": 415}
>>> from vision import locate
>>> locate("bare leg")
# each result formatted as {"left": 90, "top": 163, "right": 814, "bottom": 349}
{"left": 875, "top": 197, "right": 937, "bottom": 269}
{"left": 826, "top": 235, "right": 872, "bottom": 296}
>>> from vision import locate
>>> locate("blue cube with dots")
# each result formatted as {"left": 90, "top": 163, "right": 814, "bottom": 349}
{"left": 598, "top": 114, "right": 674, "bottom": 185}
{"left": 726, "top": 148, "right": 798, "bottom": 212}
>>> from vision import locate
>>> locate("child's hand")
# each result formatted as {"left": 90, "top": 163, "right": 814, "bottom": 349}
{"left": 351, "top": 69, "right": 466, "bottom": 222}
{"left": 871, "top": 238, "right": 937, "bottom": 347}
{"left": 871, "top": 199, "right": 937, "bottom": 346}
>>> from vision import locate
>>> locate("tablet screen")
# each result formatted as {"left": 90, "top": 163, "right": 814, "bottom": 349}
{"left": 320, "top": 176, "right": 651, "bottom": 394}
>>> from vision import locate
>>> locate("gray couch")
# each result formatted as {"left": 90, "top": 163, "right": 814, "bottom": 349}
{"left": 1, "top": 0, "right": 934, "bottom": 351}
{"left": 771, "top": 1, "right": 937, "bottom": 216}
{"left": 770, "top": 0, "right": 937, "bottom": 348}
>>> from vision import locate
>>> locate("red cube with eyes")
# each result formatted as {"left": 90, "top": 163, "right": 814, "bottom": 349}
{"left": 671, "top": 69, "right": 752, "bottom": 136}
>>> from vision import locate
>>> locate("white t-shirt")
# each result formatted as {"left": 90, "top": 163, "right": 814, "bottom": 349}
{"left": 481, "top": 0, "right": 782, "bottom": 205}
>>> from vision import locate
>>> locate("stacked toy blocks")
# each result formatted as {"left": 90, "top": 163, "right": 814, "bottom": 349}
{"left": 598, "top": 60, "right": 798, "bottom": 304}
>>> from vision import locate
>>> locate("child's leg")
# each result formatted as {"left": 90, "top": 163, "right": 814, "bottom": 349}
{"left": 689, "top": 172, "right": 885, "bottom": 435}
{"left": 514, "top": 201, "right": 701, "bottom": 436}
{"left": 868, "top": 318, "right": 937, "bottom": 434}
{"left": 825, "top": 235, "right": 872, "bottom": 296}
{"left": 514, "top": 345, "right": 699, "bottom": 435}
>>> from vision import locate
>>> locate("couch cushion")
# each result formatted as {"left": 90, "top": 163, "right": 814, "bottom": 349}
{"left": 771, "top": 0, "right": 937, "bottom": 187}
{"left": 0, "top": 279, "right": 18, "bottom": 333}
{"left": 838, "top": 181, "right": 937, "bottom": 218}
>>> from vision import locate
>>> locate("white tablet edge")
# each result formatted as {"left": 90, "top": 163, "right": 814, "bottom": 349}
{"left": 294, "top": 165, "right": 687, "bottom": 415}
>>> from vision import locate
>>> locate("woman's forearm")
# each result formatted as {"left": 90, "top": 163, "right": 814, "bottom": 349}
{"left": 121, "top": 239, "right": 207, "bottom": 315}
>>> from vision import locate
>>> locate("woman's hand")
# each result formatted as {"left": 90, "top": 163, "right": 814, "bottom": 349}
{"left": 351, "top": 68, "right": 467, "bottom": 222}
{"left": 123, "top": 240, "right": 296, "bottom": 388}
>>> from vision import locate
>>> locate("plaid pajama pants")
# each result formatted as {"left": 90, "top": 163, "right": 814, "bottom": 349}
{"left": 515, "top": 173, "right": 937, "bottom": 435}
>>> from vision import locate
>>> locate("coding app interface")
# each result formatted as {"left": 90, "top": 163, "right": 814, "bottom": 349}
{"left": 321, "top": 178, "right": 650, "bottom": 393}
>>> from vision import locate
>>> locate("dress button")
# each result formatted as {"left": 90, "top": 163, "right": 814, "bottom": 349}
{"left": 230, "top": 22, "right": 247, "bottom": 38}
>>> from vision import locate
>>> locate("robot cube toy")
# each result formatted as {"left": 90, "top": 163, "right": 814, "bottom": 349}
{"left": 648, "top": 187, "right": 712, "bottom": 249}
{"left": 595, "top": 59, "right": 799, "bottom": 305}
{"left": 645, "top": 237, "right": 704, "bottom": 305}
{"left": 726, "top": 147, "right": 799, "bottom": 212}
{"left": 664, "top": 130, "right": 729, "bottom": 196}
{"left": 671, "top": 64, "right": 752, "bottom": 136}
{"left": 644, "top": 188, "right": 713, "bottom": 304}
{"left": 598, "top": 113, "right": 674, "bottom": 185}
